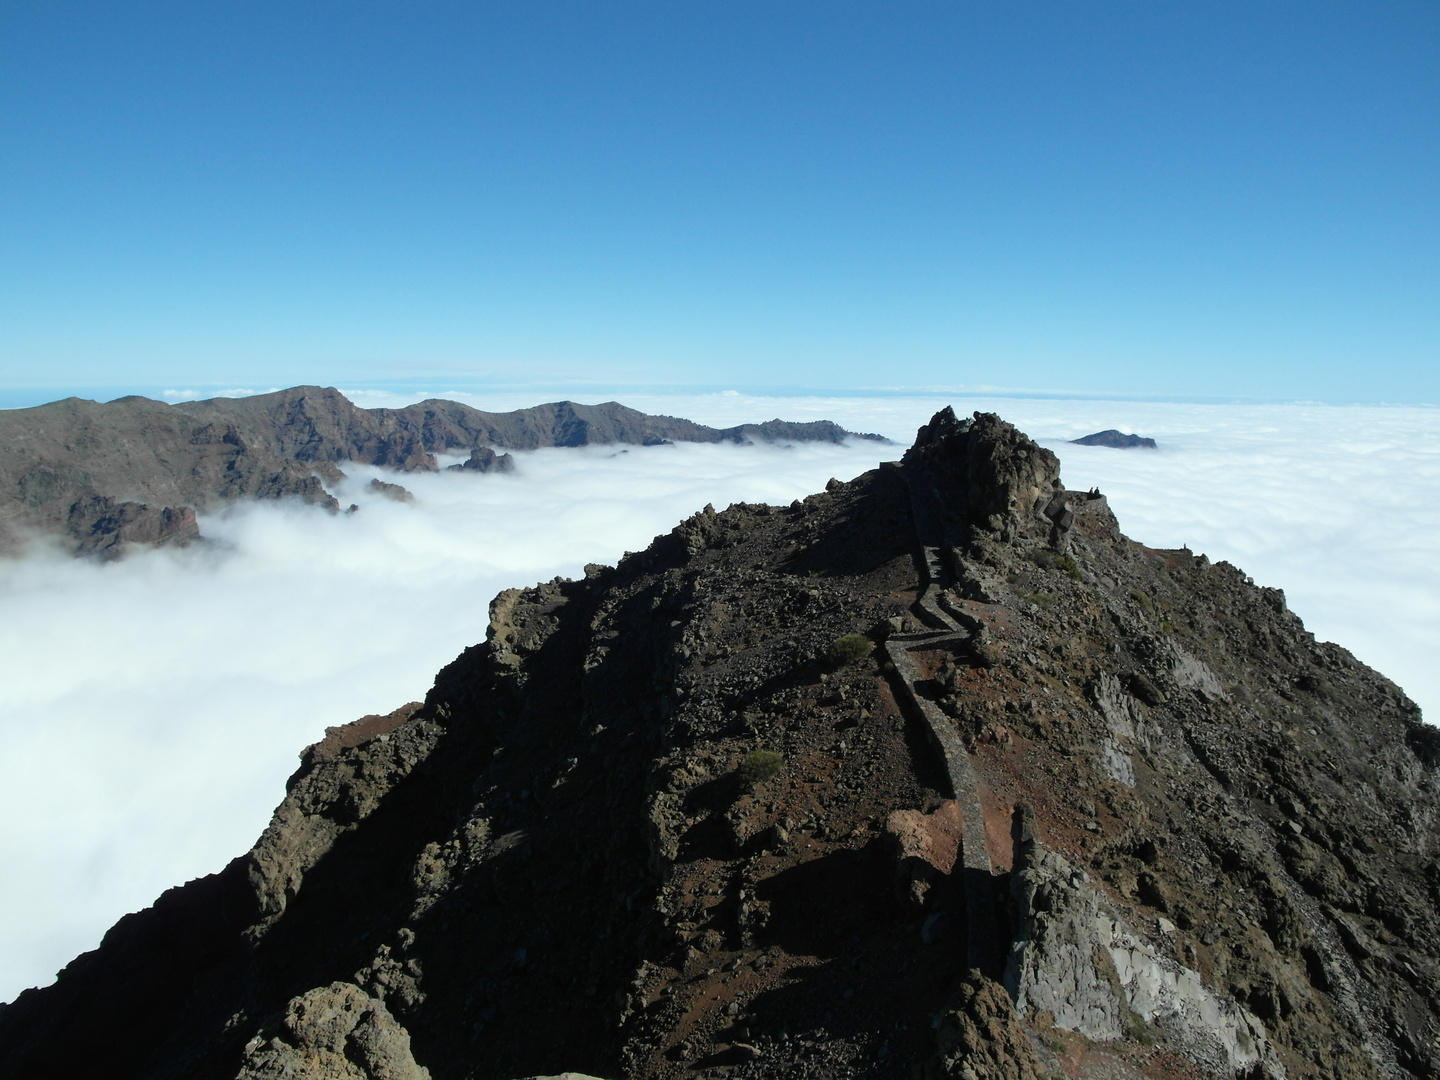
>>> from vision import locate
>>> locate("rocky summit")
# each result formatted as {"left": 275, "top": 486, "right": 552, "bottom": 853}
{"left": 0, "top": 386, "right": 884, "bottom": 557}
{"left": 1, "top": 409, "right": 1435, "bottom": 1080}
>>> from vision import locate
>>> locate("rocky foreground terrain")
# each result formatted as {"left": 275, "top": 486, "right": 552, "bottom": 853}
{"left": 1, "top": 410, "right": 1436, "bottom": 1080}
{"left": 0, "top": 386, "right": 881, "bottom": 556}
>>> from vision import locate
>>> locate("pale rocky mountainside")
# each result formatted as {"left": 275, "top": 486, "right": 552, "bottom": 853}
{"left": 0, "top": 386, "right": 883, "bottom": 556}
{"left": 0, "top": 410, "right": 1434, "bottom": 1080}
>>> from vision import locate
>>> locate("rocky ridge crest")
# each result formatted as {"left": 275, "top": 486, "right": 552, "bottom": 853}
{"left": 0, "top": 409, "right": 1434, "bottom": 1080}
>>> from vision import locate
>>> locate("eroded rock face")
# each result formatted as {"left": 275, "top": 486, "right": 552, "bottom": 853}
{"left": 368, "top": 478, "right": 417, "bottom": 503}
{"left": 66, "top": 495, "right": 199, "bottom": 559}
{"left": 1090, "top": 672, "right": 1144, "bottom": 787}
{"left": 247, "top": 703, "right": 431, "bottom": 926}
{"left": 1, "top": 408, "right": 1435, "bottom": 1080}
{"left": 1005, "top": 832, "right": 1284, "bottom": 1078}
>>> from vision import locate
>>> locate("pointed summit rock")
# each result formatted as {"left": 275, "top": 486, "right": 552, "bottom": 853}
{"left": 1, "top": 410, "right": 1435, "bottom": 1080}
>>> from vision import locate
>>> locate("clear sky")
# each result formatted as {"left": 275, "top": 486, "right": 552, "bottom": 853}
{"left": 1, "top": 2, "right": 1436, "bottom": 404}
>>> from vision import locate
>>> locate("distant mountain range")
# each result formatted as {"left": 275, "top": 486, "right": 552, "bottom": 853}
{"left": 0, "top": 387, "right": 886, "bottom": 557}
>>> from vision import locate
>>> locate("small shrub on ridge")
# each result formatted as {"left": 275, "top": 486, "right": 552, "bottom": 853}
{"left": 736, "top": 750, "right": 784, "bottom": 790}
{"left": 826, "top": 633, "right": 873, "bottom": 667}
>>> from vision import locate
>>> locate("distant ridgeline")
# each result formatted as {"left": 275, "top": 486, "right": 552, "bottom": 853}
{"left": 0, "top": 387, "right": 886, "bottom": 557}
{"left": 1071, "top": 429, "right": 1158, "bottom": 449}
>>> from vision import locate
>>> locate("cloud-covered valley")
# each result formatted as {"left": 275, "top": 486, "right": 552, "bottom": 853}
{"left": 0, "top": 396, "right": 1436, "bottom": 1003}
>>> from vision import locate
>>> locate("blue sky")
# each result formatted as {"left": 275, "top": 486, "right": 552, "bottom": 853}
{"left": 1, "top": 2, "right": 1436, "bottom": 405}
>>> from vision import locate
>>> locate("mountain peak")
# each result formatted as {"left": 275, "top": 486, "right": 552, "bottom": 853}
{"left": 905, "top": 409, "right": 1062, "bottom": 540}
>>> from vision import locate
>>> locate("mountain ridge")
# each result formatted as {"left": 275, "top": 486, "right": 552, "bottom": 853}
{"left": 0, "top": 386, "right": 886, "bottom": 557}
{"left": 0, "top": 409, "right": 1433, "bottom": 1080}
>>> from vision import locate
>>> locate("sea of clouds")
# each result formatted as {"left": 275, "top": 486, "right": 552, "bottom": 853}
{"left": 0, "top": 392, "right": 1436, "bottom": 1002}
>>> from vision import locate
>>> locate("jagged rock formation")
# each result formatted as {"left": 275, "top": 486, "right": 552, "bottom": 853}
{"left": 446, "top": 448, "right": 516, "bottom": 475}
{"left": 368, "top": 479, "right": 417, "bottom": 503}
{"left": 0, "top": 387, "right": 884, "bottom": 556}
{"left": 1071, "top": 430, "right": 1158, "bottom": 449}
{"left": 1, "top": 409, "right": 1435, "bottom": 1080}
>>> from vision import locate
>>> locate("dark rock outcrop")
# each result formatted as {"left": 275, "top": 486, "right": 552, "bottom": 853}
{"left": 66, "top": 496, "right": 200, "bottom": 560}
{"left": 1071, "top": 429, "right": 1158, "bottom": 449}
{"left": 0, "top": 388, "right": 885, "bottom": 556}
{"left": 367, "top": 479, "right": 416, "bottom": 503}
{"left": 1, "top": 410, "right": 1434, "bottom": 1080}
{"left": 445, "top": 448, "right": 516, "bottom": 474}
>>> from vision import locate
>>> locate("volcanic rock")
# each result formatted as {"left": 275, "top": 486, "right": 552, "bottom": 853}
{"left": 0, "top": 409, "right": 1434, "bottom": 1080}
{"left": 235, "top": 981, "right": 430, "bottom": 1080}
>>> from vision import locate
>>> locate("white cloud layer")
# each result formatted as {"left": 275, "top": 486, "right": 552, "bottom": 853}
{"left": 0, "top": 396, "right": 1436, "bottom": 1004}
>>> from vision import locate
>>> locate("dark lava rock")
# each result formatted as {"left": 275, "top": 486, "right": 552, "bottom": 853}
{"left": 1, "top": 410, "right": 1434, "bottom": 1080}
{"left": 1070, "top": 429, "right": 1158, "bottom": 449}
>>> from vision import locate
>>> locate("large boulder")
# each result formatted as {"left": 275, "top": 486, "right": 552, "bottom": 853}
{"left": 237, "top": 981, "right": 429, "bottom": 1080}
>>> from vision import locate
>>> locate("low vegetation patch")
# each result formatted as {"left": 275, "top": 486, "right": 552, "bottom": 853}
{"left": 736, "top": 750, "right": 784, "bottom": 791}
{"left": 825, "top": 633, "right": 873, "bottom": 667}
{"left": 1028, "top": 548, "right": 1081, "bottom": 580}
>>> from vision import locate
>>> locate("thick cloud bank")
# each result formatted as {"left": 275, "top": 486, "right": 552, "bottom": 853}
{"left": 0, "top": 396, "right": 1436, "bottom": 1003}
{"left": 0, "top": 437, "right": 888, "bottom": 1002}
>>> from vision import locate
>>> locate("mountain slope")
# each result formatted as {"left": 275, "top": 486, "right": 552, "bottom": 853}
{"left": 0, "top": 409, "right": 1433, "bottom": 1080}
{"left": 0, "top": 387, "right": 883, "bottom": 556}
